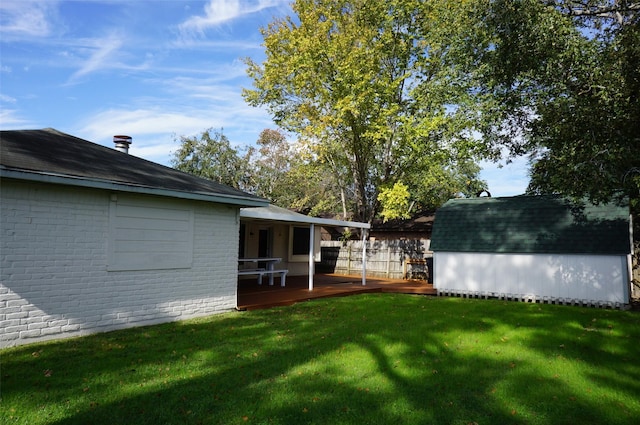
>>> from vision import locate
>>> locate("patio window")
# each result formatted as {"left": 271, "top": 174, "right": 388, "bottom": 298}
{"left": 289, "top": 225, "right": 321, "bottom": 262}
{"left": 292, "top": 226, "right": 310, "bottom": 256}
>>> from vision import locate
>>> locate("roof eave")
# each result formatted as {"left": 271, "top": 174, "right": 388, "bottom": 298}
{"left": 240, "top": 207, "right": 370, "bottom": 229}
{"left": 1, "top": 168, "right": 269, "bottom": 208}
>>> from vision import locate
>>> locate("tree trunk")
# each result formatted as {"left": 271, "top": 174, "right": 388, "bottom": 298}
{"left": 340, "top": 187, "right": 348, "bottom": 220}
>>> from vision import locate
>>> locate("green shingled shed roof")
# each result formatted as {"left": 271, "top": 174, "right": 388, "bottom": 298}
{"left": 430, "top": 195, "right": 631, "bottom": 255}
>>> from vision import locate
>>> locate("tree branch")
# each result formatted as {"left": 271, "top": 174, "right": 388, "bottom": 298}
{"left": 544, "top": 0, "right": 640, "bottom": 25}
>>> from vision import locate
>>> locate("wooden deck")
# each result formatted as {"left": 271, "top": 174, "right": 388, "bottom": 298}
{"left": 237, "top": 273, "right": 436, "bottom": 310}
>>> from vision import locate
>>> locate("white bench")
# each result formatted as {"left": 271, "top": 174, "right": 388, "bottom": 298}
{"left": 238, "top": 268, "right": 288, "bottom": 287}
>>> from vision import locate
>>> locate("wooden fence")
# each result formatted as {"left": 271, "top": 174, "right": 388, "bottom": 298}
{"left": 320, "top": 239, "right": 432, "bottom": 281}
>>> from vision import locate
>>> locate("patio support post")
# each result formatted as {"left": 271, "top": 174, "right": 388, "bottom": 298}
{"left": 308, "top": 223, "right": 315, "bottom": 291}
{"left": 361, "top": 229, "right": 367, "bottom": 286}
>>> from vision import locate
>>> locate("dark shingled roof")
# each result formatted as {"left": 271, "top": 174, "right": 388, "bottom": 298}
{"left": 371, "top": 213, "right": 435, "bottom": 235}
{"left": 430, "top": 195, "right": 630, "bottom": 255}
{"left": 0, "top": 128, "right": 267, "bottom": 206}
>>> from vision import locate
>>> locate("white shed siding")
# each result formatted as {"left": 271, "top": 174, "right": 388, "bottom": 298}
{"left": 1, "top": 180, "right": 239, "bottom": 348}
{"left": 434, "top": 252, "right": 629, "bottom": 304}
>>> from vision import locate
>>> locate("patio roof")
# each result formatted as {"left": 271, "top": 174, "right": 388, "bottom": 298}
{"left": 240, "top": 204, "right": 370, "bottom": 229}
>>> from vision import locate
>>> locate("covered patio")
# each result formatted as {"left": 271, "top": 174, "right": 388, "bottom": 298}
{"left": 237, "top": 205, "right": 435, "bottom": 310}
{"left": 239, "top": 205, "right": 371, "bottom": 290}
{"left": 237, "top": 273, "right": 436, "bottom": 310}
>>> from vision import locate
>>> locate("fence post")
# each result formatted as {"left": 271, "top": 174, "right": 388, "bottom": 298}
{"left": 362, "top": 233, "right": 367, "bottom": 285}
{"left": 386, "top": 247, "right": 391, "bottom": 278}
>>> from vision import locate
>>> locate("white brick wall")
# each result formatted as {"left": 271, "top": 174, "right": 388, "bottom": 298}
{"left": 1, "top": 180, "right": 240, "bottom": 348}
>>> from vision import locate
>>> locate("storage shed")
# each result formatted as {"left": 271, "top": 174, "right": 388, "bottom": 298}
{"left": 0, "top": 128, "right": 268, "bottom": 348}
{"left": 430, "top": 195, "right": 632, "bottom": 306}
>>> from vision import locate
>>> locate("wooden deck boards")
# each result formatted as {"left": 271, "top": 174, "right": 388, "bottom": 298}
{"left": 237, "top": 273, "right": 436, "bottom": 310}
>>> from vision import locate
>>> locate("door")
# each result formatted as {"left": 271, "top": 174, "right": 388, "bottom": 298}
{"left": 258, "top": 227, "right": 272, "bottom": 269}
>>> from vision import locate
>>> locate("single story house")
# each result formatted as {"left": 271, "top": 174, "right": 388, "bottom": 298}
{"left": 0, "top": 128, "right": 272, "bottom": 348}
{"left": 430, "top": 195, "right": 632, "bottom": 306}
{"left": 1, "top": 129, "right": 371, "bottom": 348}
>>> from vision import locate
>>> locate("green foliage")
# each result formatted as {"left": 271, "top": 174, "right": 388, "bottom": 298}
{"left": 172, "top": 127, "right": 343, "bottom": 216}
{"left": 526, "top": 15, "right": 640, "bottom": 205}
{"left": 3, "top": 295, "right": 640, "bottom": 424}
{"left": 453, "top": 0, "right": 640, "bottom": 272}
{"left": 404, "top": 151, "right": 488, "bottom": 212}
{"left": 377, "top": 181, "right": 411, "bottom": 222}
{"left": 464, "top": 0, "right": 639, "bottom": 205}
{"left": 251, "top": 128, "right": 343, "bottom": 215}
{"left": 171, "top": 128, "right": 252, "bottom": 190}
{"left": 244, "top": 0, "right": 489, "bottom": 222}
{"left": 178, "top": 1, "right": 637, "bottom": 228}
{"left": 250, "top": 128, "right": 294, "bottom": 203}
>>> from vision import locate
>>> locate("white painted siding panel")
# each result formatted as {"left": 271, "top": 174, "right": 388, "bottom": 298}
{"left": 434, "top": 252, "right": 629, "bottom": 304}
{"left": 108, "top": 196, "right": 194, "bottom": 271}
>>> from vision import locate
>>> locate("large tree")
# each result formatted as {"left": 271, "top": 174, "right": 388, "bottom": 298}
{"left": 250, "top": 128, "right": 293, "bottom": 202}
{"left": 171, "top": 127, "right": 343, "bottom": 216}
{"left": 529, "top": 0, "right": 639, "bottom": 204}
{"left": 462, "top": 0, "right": 639, "bottom": 289}
{"left": 243, "top": 0, "right": 487, "bottom": 223}
{"left": 251, "top": 128, "right": 343, "bottom": 215}
{"left": 465, "top": 0, "right": 639, "bottom": 203}
{"left": 170, "top": 128, "right": 253, "bottom": 191}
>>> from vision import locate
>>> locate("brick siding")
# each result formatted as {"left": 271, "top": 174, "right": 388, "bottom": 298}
{"left": 1, "top": 180, "right": 239, "bottom": 348}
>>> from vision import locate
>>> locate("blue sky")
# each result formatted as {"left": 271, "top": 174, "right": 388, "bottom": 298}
{"left": 0, "top": 0, "right": 528, "bottom": 196}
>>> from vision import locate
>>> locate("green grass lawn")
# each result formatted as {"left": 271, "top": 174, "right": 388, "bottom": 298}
{"left": 2, "top": 294, "right": 640, "bottom": 425}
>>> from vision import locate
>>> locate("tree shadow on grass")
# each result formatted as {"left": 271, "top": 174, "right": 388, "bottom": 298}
{"left": 3, "top": 295, "right": 640, "bottom": 425}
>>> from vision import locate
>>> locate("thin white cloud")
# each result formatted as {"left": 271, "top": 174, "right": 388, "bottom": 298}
{"left": 157, "top": 71, "right": 248, "bottom": 101}
{"left": 171, "top": 38, "right": 264, "bottom": 51}
{"left": 130, "top": 141, "right": 180, "bottom": 162}
{"left": 78, "top": 108, "right": 213, "bottom": 141}
{"left": 75, "top": 95, "right": 274, "bottom": 165}
{"left": 179, "top": 0, "right": 284, "bottom": 35}
{"left": 0, "top": 0, "right": 57, "bottom": 38}
{"left": 0, "top": 109, "right": 35, "bottom": 129}
{"left": 67, "top": 33, "right": 126, "bottom": 82}
{"left": 0, "top": 94, "right": 17, "bottom": 103}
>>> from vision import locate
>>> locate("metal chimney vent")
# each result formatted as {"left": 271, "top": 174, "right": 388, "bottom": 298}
{"left": 113, "top": 135, "right": 132, "bottom": 154}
